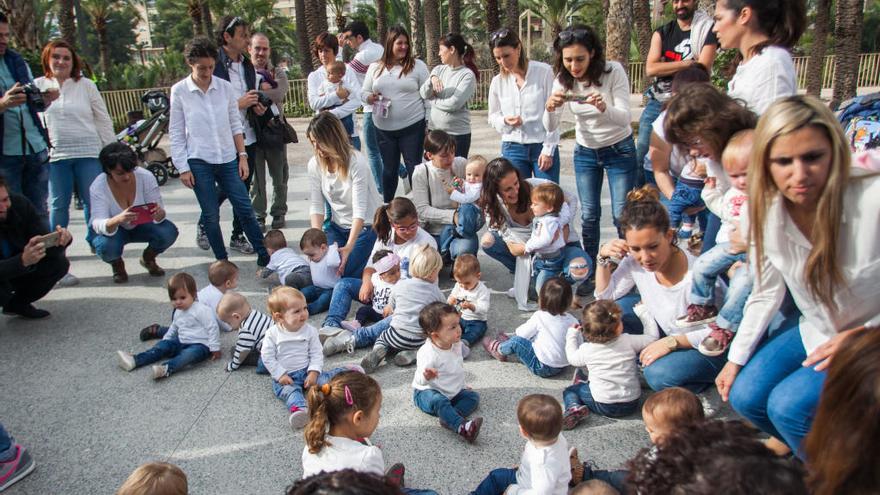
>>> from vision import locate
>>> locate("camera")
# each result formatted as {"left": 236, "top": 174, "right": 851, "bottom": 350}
{"left": 20, "top": 83, "right": 46, "bottom": 112}
{"left": 256, "top": 91, "right": 273, "bottom": 109}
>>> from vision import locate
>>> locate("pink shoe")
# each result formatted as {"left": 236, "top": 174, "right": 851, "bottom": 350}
{"left": 698, "top": 323, "right": 734, "bottom": 357}
{"left": 481, "top": 337, "right": 507, "bottom": 362}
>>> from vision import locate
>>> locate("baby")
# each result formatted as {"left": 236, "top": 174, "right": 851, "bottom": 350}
{"left": 446, "top": 155, "right": 487, "bottom": 205}
{"left": 217, "top": 292, "right": 273, "bottom": 372}
{"left": 524, "top": 182, "right": 572, "bottom": 293}
{"left": 317, "top": 61, "right": 356, "bottom": 137}
{"left": 299, "top": 228, "right": 342, "bottom": 315}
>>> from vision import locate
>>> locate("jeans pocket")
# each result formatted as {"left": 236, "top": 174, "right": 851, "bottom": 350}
{"left": 613, "top": 138, "right": 636, "bottom": 158}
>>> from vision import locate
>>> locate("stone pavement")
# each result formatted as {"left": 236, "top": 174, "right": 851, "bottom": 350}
{"left": 0, "top": 111, "right": 730, "bottom": 494}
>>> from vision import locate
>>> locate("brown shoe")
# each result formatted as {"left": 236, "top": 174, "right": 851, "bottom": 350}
{"left": 140, "top": 247, "right": 165, "bottom": 276}
{"left": 569, "top": 447, "right": 585, "bottom": 486}
{"left": 111, "top": 259, "right": 128, "bottom": 283}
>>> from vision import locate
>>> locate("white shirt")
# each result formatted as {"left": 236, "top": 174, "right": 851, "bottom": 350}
{"left": 345, "top": 39, "right": 384, "bottom": 112}
{"left": 89, "top": 167, "right": 163, "bottom": 236}
{"left": 301, "top": 435, "right": 385, "bottom": 478}
{"left": 366, "top": 227, "right": 438, "bottom": 280}
{"left": 227, "top": 60, "right": 256, "bottom": 145}
{"left": 307, "top": 152, "right": 383, "bottom": 229}
{"left": 728, "top": 46, "right": 796, "bottom": 115}
{"left": 565, "top": 327, "right": 655, "bottom": 403}
{"left": 525, "top": 206, "right": 571, "bottom": 256}
{"left": 702, "top": 185, "right": 748, "bottom": 244}
{"left": 169, "top": 76, "right": 242, "bottom": 173}
{"left": 412, "top": 340, "right": 466, "bottom": 398}
{"left": 268, "top": 247, "right": 309, "bottom": 284}
{"left": 543, "top": 62, "right": 633, "bottom": 149}
{"left": 449, "top": 181, "right": 482, "bottom": 204}
{"left": 307, "top": 66, "right": 362, "bottom": 136}
{"left": 490, "top": 178, "right": 581, "bottom": 245}
{"left": 651, "top": 111, "right": 686, "bottom": 177}
{"left": 729, "top": 171, "right": 880, "bottom": 365}
{"left": 370, "top": 272, "right": 395, "bottom": 313}
{"left": 488, "top": 61, "right": 560, "bottom": 157}
{"left": 509, "top": 436, "right": 571, "bottom": 495}
{"left": 515, "top": 310, "right": 579, "bottom": 369}
{"left": 260, "top": 322, "right": 323, "bottom": 380}
{"left": 197, "top": 284, "right": 224, "bottom": 313}
{"left": 34, "top": 76, "right": 115, "bottom": 161}
{"left": 449, "top": 281, "right": 491, "bottom": 321}
{"left": 309, "top": 243, "right": 342, "bottom": 289}
{"left": 361, "top": 60, "right": 430, "bottom": 130}
{"left": 164, "top": 301, "right": 220, "bottom": 352}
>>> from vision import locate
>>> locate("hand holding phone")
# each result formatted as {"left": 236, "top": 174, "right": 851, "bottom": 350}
{"left": 129, "top": 203, "right": 158, "bottom": 226}
{"left": 40, "top": 231, "right": 61, "bottom": 249}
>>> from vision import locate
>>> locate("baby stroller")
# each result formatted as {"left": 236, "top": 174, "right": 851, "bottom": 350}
{"left": 116, "top": 90, "right": 178, "bottom": 185}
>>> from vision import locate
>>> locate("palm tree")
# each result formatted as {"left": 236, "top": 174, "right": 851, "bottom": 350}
{"left": 59, "top": 0, "right": 78, "bottom": 46}
{"left": 200, "top": 0, "right": 213, "bottom": 36}
{"left": 697, "top": 0, "right": 714, "bottom": 16}
{"left": 295, "top": 0, "right": 313, "bottom": 74}
{"left": 305, "top": 0, "right": 329, "bottom": 67}
{"left": 633, "top": 0, "right": 652, "bottom": 92}
{"left": 806, "top": 0, "right": 831, "bottom": 97}
{"left": 424, "top": 0, "right": 441, "bottom": 65}
{"left": 486, "top": 0, "right": 501, "bottom": 34}
{"left": 505, "top": 0, "right": 519, "bottom": 30}
{"left": 327, "top": 0, "right": 348, "bottom": 32}
{"left": 376, "top": 0, "right": 388, "bottom": 41}
{"left": 447, "top": 0, "right": 460, "bottom": 33}
{"left": 409, "top": 0, "right": 426, "bottom": 59}
{"left": 605, "top": 0, "right": 632, "bottom": 74}
{"left": 521, "top": 0, "right": 589, "bottom": 39}
{"left": 80, "top": 0, "right": 126, "bottom": 74}
{"left": 0, "top": 0, "right": 39, "bottom": 51}
{"left": 187, "top": 0, "right": 205, "bottom": 35}
{"left": 831, "top": 0, "right": 864, "bottom": 108}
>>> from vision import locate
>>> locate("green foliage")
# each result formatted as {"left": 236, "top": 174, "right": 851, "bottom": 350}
{"left": 863, "top": 0, "right": 880, "bottom": 53}
{"left": 349, "top": 0, "right": 410, "bottom": 37}
{"left": 95, "top": 51, "right": 188, "bottom": 90}
{"left": 521, "top": 0, "right": 591, "bottom": 37}
{"left": 79, "top": 3, "right": 141, "bottom": 69}
{"left": 711, "top": 48, "right": 737, "bottom": 90}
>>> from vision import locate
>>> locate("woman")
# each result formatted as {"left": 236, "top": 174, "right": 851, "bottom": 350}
{"left": 712, "top": 0, "right": 804, "bottom": 114}
{"left": 715, "top": 96, "right": 880, "bottom": 458}
{"left": 169, "top": 37, "right": 269, "bottom": 266}
{"left": 90, "top": 143, "right": 178, "bottom": 283}
{"left": 34, "top": 40, "right": 115, "bottom": 286}
{"left": 419, "top": 33, "right": 478, "bottom": 157}
{"left": 480, "top": 158, "right": 590, "bottom": 308}
{"left": 544, "top": 25, "right": 637, "bottom": 264}
{"left": 307, "top": 112, "right": 383, "bottom": 279}
{"left": 595, "top": 186, "right": 725, "bottom": 392}
{"left": 488, "top": 28, "right": 560, "bottom": 182}
{"left": 307, "top": 32, "right": 362, "bottom": 149}
{"left": 362, "top": 25, "right": 430, "bottom": 200}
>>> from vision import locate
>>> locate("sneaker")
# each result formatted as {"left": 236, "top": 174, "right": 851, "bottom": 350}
{"left": 360, "top": 346, "right": 388, "bottom": 374}
{"left": 229, "top": 235, "right": 254, "bottom": 254}
{"left": 257, "top": 253, "right": 270, "bottom": 268}
{"left": 151, "top": 364, "right": 169, "bottom": 380}
{"left": 675, "top": 304, "right": 718, "bottom": 328}
{"left": 116, "top": 350, "right": 136, "bottom": 371}
{"left": 2, "top": 303, "right": 50, "bottom": 319}
{"left": 318, "top": 325, "right": 348, "bottom": 344}
{"left": 195, "top": 225, "right": 210, "bottom": 251}
{"left": 392, "top": 350, "right": 417, "bottom": 367}
{"left": 271, "top": 216, "right": 286, "bottom": 229}
{"left": 139, "top": 323, "right": 162, "bottom": 341}
{"left": 698, "top": 323, "right": 734, "bottom": 357}
{"left": 340, "top": 319, "right": 362, "bottom": 332}
{"left": 288, "top": 407, "right": 309, "bottom": 430}
{"left": 571, "top": 368, "right": 589, "bottom": 386}
{"left": 458, "top": 417, "right": 483, "bottom": 443}
{"left": 677, "top": 223, "right": 693, "bottom": 239}
{"left": 506, "top": 288, "right": 516, "bottom": 299}
{"left": 481, "top": 336, "right": 507, "bottom": 362}
{"left": 461, "top": 342, "right": 471, "bottom": 359}
{"left": 562, "top": 405, "right": 590, "bottom": 430}
{"left": 323, "top": 331, "right": 356, "bottom": 356}
{"left": 56, "top": 273, "right": 79, "bottom": 287}
{"left": 569, "top": 447, "right": 584, "bottom": 486}
{"left": 385, "top": 462, "right": 405, "bottom": 488}
{"left": 0, "top": 445, "right": 36, "bottom": 491}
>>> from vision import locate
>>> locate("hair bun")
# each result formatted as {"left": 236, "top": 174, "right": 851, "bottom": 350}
{"left": 320, "top": 383, "right": 331, "bottom": 395}
{"left": 626, "top": 185, "right": 661, "bottom": 204}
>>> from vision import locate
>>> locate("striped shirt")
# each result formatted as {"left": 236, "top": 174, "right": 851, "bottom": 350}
{"left": 376, "top": 278, "right": 444, "bottom": 351}
{"left": 227, "top": 309, "right": 273, "bottom": 371}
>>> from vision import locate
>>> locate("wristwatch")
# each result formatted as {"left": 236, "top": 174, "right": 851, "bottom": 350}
{"left": 238, "top": 151, "right": 248, "bottom": 158}
{"left": 596, "top": 254, "right": 612, "bottom": 267}
{"left": 661, "top": 335, "right": 678, "bottom": 351}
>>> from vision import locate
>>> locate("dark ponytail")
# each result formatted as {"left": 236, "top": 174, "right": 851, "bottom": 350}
{"left": 440, "top": 33, "right": 480, "bottom": 80}
{"left": 372, "top": 197, "right": 419, "bottom": 244}
{"left": 618, "top": 186, "right": 677, "bottom": 247}
{"left": 722, "top": 0, "right": 805, "bottom": 58}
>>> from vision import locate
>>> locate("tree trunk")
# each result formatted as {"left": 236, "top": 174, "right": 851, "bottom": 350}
{"left": 305, "top": 0, "right": 329, "bottom": 68}
{"left": 424, "top": 0, "right": 441, "bottom": 66}
{"left": 376, "top": 0, "right": 388, "bottom": 42}
{"left": 652, "top": 0, "right": 665, "bottom": 23}
{"left": 505, "top": 0, "right": 519, "bottom": 31}
{"left": 201, "top": 0, "right": 213, "bottom": 37}
{"left": 336, "top": 11, "right": 347, "bottom": 33}
{"left": 486, "top": 0, "right": 501, "bottom": 34}
{"left": 633, "top": 0, "right": 651, "bottom": 92}
{"left": 697, "top": 0, "right": 714, "bottom": 17}
{"left": 296, "top": 0, "right": 314, "bottom": 74}
{"left": 805, "top": 0, "right": 830, "bottom": 97}
{"left": 58, "top": 0, "right": 78, "bottom": 47}
{"left": 409, "top": 0, "right": 426, "bottom": 59}
{"left": 448, "top": 0, "right": 460, "bottom": 33}
{"left": 605, "top": 0, "right": 633, "bottom": 76}
{"left": 0, "top": 0, "right": 38, "bottom": 51}
{"left": 96, "top": 19, "right": 110, "bottom": 74}
{"left": 75, "top": 0, "right": 90, "bottom": 53}
{"left": 831, "top": 0, "right": 864, "bottom": 108}
{"left": 187, "top": 0, "right": 204, "bottom": 36}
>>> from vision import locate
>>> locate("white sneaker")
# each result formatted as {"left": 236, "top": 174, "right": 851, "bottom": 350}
{"left": 461, "top": 342, "right": 471, "bottom": 359}
{"left": 323, "top": 331, "right": 356, "bottom": 356}
{"left": 56, "top": 273, "right": 79, "bottom": 287}
{"left": 318, "top": 325, "right": 348, "bottom": 344}
{"left": 700, "top": 394, "right": 718, "bottom": 418}
{"left": 116, "top": 350, "right": 135, "bottom": 371}
{"left": 289, "top": 408, "right": 309, "bottom": 430}
{"left": 392, "top": 350, "right": 417, "bottom": 366}
{"left": 151, "top": 364, "right": 169, "bottom": 380}
{"left": 506, "top": 288, "right": 516, "bottom": 299}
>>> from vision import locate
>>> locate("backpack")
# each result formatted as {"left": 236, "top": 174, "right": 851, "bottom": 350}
{"left": 836, "top": 92, "right": 880, "bottom": 153}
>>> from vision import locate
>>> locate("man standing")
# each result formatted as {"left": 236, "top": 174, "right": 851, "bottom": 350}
{"left": 338, "top": 21, "right": 384, "bottom": 194}
{"left": 249, "top": 32, "right": 290, "bottom": 231}
{"left": 637, "top": 0, "right": 717, "bottom": 183}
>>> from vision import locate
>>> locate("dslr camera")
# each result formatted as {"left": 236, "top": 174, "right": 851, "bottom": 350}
{"left": 20, "top": 83, "right": 47, "bottom": 112}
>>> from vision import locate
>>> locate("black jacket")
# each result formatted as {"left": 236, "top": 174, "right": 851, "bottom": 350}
{"left": 0, "top": 193, "right": 59, "bottom": 280}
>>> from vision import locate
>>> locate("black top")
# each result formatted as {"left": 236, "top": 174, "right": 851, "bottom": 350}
{"left": 651, "top": 20, "right": 718, "bottom": 98}
{"left": 0, "top": 193, "right": 55, "bottom": 279}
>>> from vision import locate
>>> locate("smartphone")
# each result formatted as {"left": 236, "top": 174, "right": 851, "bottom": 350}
{"left": 40, "top": 231, "right": 61, "bottom": 249}
{"left": 129, "top": 203, "right": 157, "bottom": 226}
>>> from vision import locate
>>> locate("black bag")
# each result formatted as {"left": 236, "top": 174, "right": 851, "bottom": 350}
{"left": 252, "top": 108, "right": 298, "bottom": 149}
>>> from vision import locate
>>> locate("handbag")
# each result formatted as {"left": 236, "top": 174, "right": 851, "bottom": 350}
{"left": 278, "top": 113, "right": 298, "bottom": 144}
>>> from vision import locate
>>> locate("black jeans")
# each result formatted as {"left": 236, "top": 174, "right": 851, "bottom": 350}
{"left": 0, "top": 249, "right": 69, "bottom": 309}
{"left": 375, "top": 119, "right": 426, "bottom": 201}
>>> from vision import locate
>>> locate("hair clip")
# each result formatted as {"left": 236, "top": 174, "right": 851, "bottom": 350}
{"left": 344, "top": 385, "right": 354, "bottom": 406}
{"left": 321, "top": 383, "right": 331, "bottom": 395}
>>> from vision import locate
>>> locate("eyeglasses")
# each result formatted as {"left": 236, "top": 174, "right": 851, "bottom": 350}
{"left": 557, "top": 28, "right": 589, "bottom": 44}
{"left": 490, "top": 28, "right": 510, "bottom": 43}
{"left": 392, "top": 222, "right": 419, "bottom": 233}
{"left": 225, "top": 16, "right": 244, "bottom": 33}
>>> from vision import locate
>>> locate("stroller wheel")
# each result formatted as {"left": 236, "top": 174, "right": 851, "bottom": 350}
{"left": 166, "top": 161, "right": 180, "bottom": 178}
{"left": 147, "top": 162, "right": 168, "bottom": 186}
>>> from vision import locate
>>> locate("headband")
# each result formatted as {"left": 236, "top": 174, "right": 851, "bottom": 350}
{"left": 373, "top": 253, "right": 401, "bottom": 274}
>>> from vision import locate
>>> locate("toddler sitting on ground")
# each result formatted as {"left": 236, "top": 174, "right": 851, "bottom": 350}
{"left": 262, "top": 229, "right": 311, "bottom": 289}
{"left": 217, "top": 292, "right": 273, "bottom": 372}
{"left": 447, "top": 254, "right": 490, "bottom": 358}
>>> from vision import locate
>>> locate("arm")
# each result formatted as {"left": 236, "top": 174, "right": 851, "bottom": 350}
{"left": 307, "top": 160, "right": 325, "bottom": 227}
{"left": 260, "top": 330, "right": 287, "bottom": 380}
{"left": 649, "top": 132, "right": 676, "bottom": 200}
{"left": 329, "top": 73, "right": 362, "bottom": 119}
{"left": 727, "top": 254, "right": 787, "bottom": 366}
{"left": 524, "top": 220, "right": 557, "bottom": 254}
{"left": 168, "top": 85, "right": 189, "bottom": 174}
{"left": 515, "top": 312, "right": 541, "bottom": 340}
{"left": 307, "top": 329, "right": 324, "bottom": 373}
{"left": 360, "top": 64, "right": 377, "bottom": 105}
{"left": 565, "top": 327, "right": 590, "bottom": 368}
{"left": 411, "top": 166, "right": 456, "bottom": 225}
{"left": 697, "top": 42, "right": 718, "bottom": 71}
{"left": 449, "top": 186, "right": 479, "bottom": 204}
{"left": 419, "top": 66, "right": 438, "bottom": 100}
{"left": 204, "top": 308, "right": 221, "bottom": 352}
{"left": 430, "top": 70, "right": 476, "bottom": 112}
{"left": 226, "top": 85, "right": 244, "bottom": 138}
{"left": 645, "top": 31, "right": 695, "bottom": 77}
{"left": 595, "top": 251, "right": 637, "bottom": 300}
{"left": 701, "top": 183, "right": 725, "bottom": 218}
{"left": 599, "top": 64, "right": 631, "bottom": 128}
{"left": 307, "top": 72, "right": 343, "bottom": 111}
{"left": 487, "top": 76, "right": 513, "bottom": 134}
{"left": 88, "top": 80, "right": 116, "bottom": 146}
{"left": 228, "top": 327, "right": 258, "bottom": 371}
{"left": 542, "top": 78, "right": 564, "bottom": 133}
{"left": 472, "top": 284, "right": 491, "bottom": 316}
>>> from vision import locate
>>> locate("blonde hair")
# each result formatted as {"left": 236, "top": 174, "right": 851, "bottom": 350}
{"left": 304, "top": 372, "right": 382, "bottom": 454}
{"left": 267, "top": 286, "right": 306, "bottom": 320}
{"left": 721, "top": 129, "right": 754, "bottom": 171}
{"left": 307, "top": 112, "right": 353, "bottom": 180}
{"left": 217, "top": 292, "right": 250, "bottom": 320}
{"left": 408, "top": 244, "right": 443, "bottom": 280}
{"left": 750, "top": 96, "right": 857, "bottom": 312}
{"left": 466, "top": 155, "right": 488, "bottom": 173}
{"left": 116, "top": 462, "right": 187, "bottom": 495}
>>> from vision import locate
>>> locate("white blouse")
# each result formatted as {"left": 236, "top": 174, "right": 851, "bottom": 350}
{"left": 169, "top": 76, "right": 242, "bottom": 173}
{"left": 727, "top": 46, "right": 796, "bottom": 116}
{"left": 89, "top": 167, "right": 164, "bottom": 236}
{"left": 307, "top": 151, "right": 383, "bottom": 228}
{"left": 34, "top": 76, "right": 115, "bottom": 161}
{"left": 488, "top": 61, "right": 560, "bottom": 157}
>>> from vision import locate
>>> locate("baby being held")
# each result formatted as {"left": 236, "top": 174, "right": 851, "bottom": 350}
{"left": 446, "top": 155, "right": 487, "bottom": 205}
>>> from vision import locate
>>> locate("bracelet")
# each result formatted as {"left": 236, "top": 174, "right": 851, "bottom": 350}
{"left": 238, "top": 151, "right": 248, "bottom": 157}
{"left": 596, "top": 254, "right": 613, "bottom": 267}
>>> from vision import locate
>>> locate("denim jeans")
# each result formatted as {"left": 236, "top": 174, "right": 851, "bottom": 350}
{"left": 452, "top": 133, "right": 471, "bottom": 158}
{"left": 301, "top": 285, "right": 333, "bottom": 316}
{"left": 470, "top": 468, "right": 518, "bottom": 495}
{"left": 188, "top": 158, "right": 268, "bottom": 260}
{"left": 642, "top": 347, "right": 727, "bottom": 393}
{"left": 436, "top": 203, "right": 483, "bottom": 259}
{"left": 48, "top": 157, "right": 101, "bottom": 244}
{"left": 636, "top": 96, "right": 663, "bottom": 171}
{"left": 361, "top": 112, "right": 384, "bottom": 196}
{"left": 701, "top": 213, "right": 721, "bottom": 254}
{"left": 666, "top": 179, "right": 704, "bottom": 228}
{"left": 92, "top": 220, "right": 179, "bottom": 263}
{"left": 499, "top": 336, "right": 566, "bottom": 378}
{"left": 483, "top": 234, "right": 591, "bottom": 285}
{"left": 353, "top": 316, "right": 392, "bottom": 349}
{"left": 461, "top": 319, "right": 487, "bottom": 346}
{"left": 563, "top": 382, "right": 640, "bottom": 417}
{"left": 339, "top": 114, "right": 355, "bottom": 137}
{"left": 324, "top": 221, "right": 377, "bottom": 278}
{"left": 717, "top": 263, "right": 753, "bottom": 331}
{"left": 0, "top": 422, "right": 13, "bottom": 462}
{"left": 206, "top": 144, "right": 257, "bottom": 239}
{"left": 272, "top": 365, "right": 351, "bottom": 411}
{"left": 133, "top": 336, "right": 211, "bottom": 375}
{"left": 729, "top": 322, "right": 825, "bottom": 458}
{"left": 572, "top": 136, "right": 638, "bottom": 262}
{"left": 533, "top": 253, "right": 564, "bottom": 294}
{"left": 617, "top": 290, "right": 646, "bottom": 335}
{"left": 0, "top": 149, "right": 49, "bottom": 227}
{"left": 581, "top": 465, "right": 628, "bottom": 494}
{"left": 690, "top": 243, "right": 748, "bottom": 305}
{"left": 413, "top": 388, "right": 479, "bottom": 430}
{"left": 321, "top": 277, "right": 362, "bottom": 329}
{"left": 501, "top": 141, "right": 561, "bottom": 182}
{"left": 375, "top": 119, "right": 426, "bottom": 201}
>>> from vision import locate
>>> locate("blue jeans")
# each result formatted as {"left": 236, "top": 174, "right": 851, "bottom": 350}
{"left": 361, "top": 112, "right": 384, "bottom": 196}
{"left": 322, "top": 277, "right": 362, "bottom": 329}
{"left": 483, "top": 234, "right": 591, "bottom": 285}
{"left": 92, "top": 220, "right": 179, "bottom": 263}
{"left": 133, "top": 337, "right": 211, "bottom": 375}
{"left": 48, "top": 157, "right": 102, "bottom": 244}
{"left": 413, "top": 388, "right": 480, "bottom": 430}
{"left": 500, "top": 141, "right": 561, "bottom": 183}
{"left": 729, "top": 322, "right": 825, "bottom": 458}
{"left": 636, "top": 96, "right": 663, "bottom": 171}
{"left": 375, "top": 119, "right": 426, "bottom": 201}
{"left": 353, "top": 316, "right": 391, "bottom": 349}
{"left": 339, "top": 114, "right": 355, "bottom": 137}
{"left": 572, "top": 136, "right": 638, "bottom": 262}
{"left": 499, "top": 336, "right": 566, "bottom": 378}
{"left": 0, "top": 422, "right": 13, "bottom": 462}
{"left": 436, "top": 203, "right": 483, "bottom": 259}
{"left": 643, "top": 347, "right": 727, "bottom": 393}
{"left": 301, "top": 285, "right": 333, "bottom": 316}
{"left": 461, "top": 319, "right": 487, "bottom": 346}
{"left": 324, "top": 221, "right": 377, "bottom": 278}
{"left": 701, "top": 212, "right": 721, "bottom": 254}
{"left": 188, "top": 158, "right": 268, "bottom": 260}
{"left": 563, "top": 382, "right": 640, "bottom": 417}
{"left": 666, "top": 179, "right": 704, "bottom": 228}
{"left": 470, "top": 468, "right": 518, "bottom": 495}
{"left": 272, "top": 366, "right": 351, "bottom": 411}
{"left": 617, "top": 290, "right": 646, "bottom": 335}
{"left": 717, "top": 263, "right": 752, "bottom": 331}
{"left": 533, "top": 253, "right": 564, "bottom": 294}
{"left": 0, "top": 149, "right": 49, "bottom": 228}
{"left": 690, "top": 243, "right": 747, "bottom": 305}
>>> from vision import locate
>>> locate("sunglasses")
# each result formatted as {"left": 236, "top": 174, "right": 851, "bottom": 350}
{"left": 557, "top": 28, "right": 589, "bottom": 44}
{"left": 490, "top": 28, "right": 510, "bottom": 43}
{"left": 225, "top": 16, "right": 244, "bottom": 33}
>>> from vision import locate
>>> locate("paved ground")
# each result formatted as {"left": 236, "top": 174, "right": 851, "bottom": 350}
{"left": 0, "top": 109, "right": 730, "bottom": 494}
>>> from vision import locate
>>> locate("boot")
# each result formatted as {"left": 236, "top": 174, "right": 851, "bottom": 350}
{"left": 140, "top": 247, "right": 165, "bottom": 276}
{"left": 111, "top": 259, "right": 128, "bottom": 283}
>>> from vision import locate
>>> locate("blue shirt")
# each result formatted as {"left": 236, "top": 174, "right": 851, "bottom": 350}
{"left": 0, "top": 56, "right": 47, "bottom": 156}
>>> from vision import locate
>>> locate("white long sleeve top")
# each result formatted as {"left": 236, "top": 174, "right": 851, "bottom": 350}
{"left": 268, "top": 247, "right": 309, "bottom": 284}
{"left": 163, "top": 301, "right": 220, "bottom": 352}
{"left": 412, "top": 340, "right": 466, "bottom": 398}
{"left": 543, "top": 62, "right": 633, "bottom": 149}
{"left": 344, "top": 39, "right": 384, "bottom": 112}
{"left": 420, "top": 64, "right": 476, "bottom": 135}
{"left": 449, "top": 181, "right": 482, "bottom": 204}
{"left": 565, "top": 327, "right": 656, "bottom": 403}
{"left": 309, "top": 244, "right": 341, "bottom": 289}
{"left": 366, "top": 227, "right": 437, "bottom": 280}
{"left": 524, "top": 208, "right": 570, "bottom": 256}
{"left": 727, "top": 46, "right": 796, "bottom": 115}
{"left": 301, "top": 435, "right": 385, "bottom": 478}
{"left": 509, "top": 435, "right": 571, "bottom": 495}
{"left": 307, "top": 151, "right": 383, "bottom": 229}
{"left": 389, "top": 277, "right": 445, "bottom": 335}
{"left": 450, "top": 281, "right": 490, "bottom": 321}
{"left": 411, "top": 157, "right": 468, "bottom": 235}
{"left": 488, "top": 61, "right": 560, "bottom": 157}
{"left": 197, "top": 283, "right": 231, "bottom": 332}
{"left": 169, "top": 75, "right": 242, "bottom": 174}
{"left": 88, "top": 167, "right": 164, "bottom": 236}
{"left": 515, "top": 310, "right": 579, "bottom": 369}
{"left": 728, "top": 172, "right": 880, "bottom": 365}
{"left": 361, "top": 60, "right": 430, "bottom": 130}
{"left": 34, "top": 76, "right": 115, "bottom": 161}
{"left": 701, "top": 185, "right": 748, "bottom": 244}
{"left": 370, "top": 273, "right": 395, "bottom": 313}
{"left": 260, "top": 322, "right": 323, "bottom": 380}
{"left": 307, "top": 65, "right": 362, "bottom": 134}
